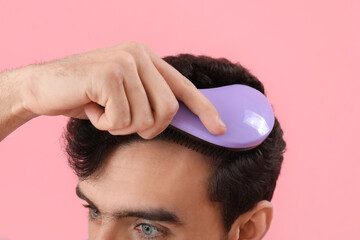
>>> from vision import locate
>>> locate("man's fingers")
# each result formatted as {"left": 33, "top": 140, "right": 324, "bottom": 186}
{"left": 135, "top": 54, "right": 179, "bottom": 139}
{"left": 84, "top": 102, "right": 107, "bottom": 127}
{"left": 79, "top": 42, "right": 225, "bottom": 137}
{"left": 107, "top": 55, "right": 154, "bottom": 135}
{"left": 85, "top": 64, "right": 131, "bottom": 131}
{"left": 145, "top": 47, "right": 227, "bottom": 135}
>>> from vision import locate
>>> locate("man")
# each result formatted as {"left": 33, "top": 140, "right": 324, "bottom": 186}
{"left": 0, "top": 42, "right": 286, "bottom": 239}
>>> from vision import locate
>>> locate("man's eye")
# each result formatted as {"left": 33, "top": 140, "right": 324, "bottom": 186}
{"left": 135, "top": 223, "right": 166, "bottom": 239}
{"left": 90, "top": 208, "right": 101, "bottom": 219}
{"left": 82, "top": 204, "right": 101, "bottom": 220}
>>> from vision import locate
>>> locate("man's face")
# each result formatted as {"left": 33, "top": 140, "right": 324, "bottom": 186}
{"left": 76, "top": 140, "right": 227, "bottom": 240}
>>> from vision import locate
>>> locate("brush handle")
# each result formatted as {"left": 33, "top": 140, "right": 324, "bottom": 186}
{"left": 169, "top": 84, "right": 275, "bottom": 150}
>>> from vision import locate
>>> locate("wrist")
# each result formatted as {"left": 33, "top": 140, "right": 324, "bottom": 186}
{"left": 17, "top": 64, "right": 41, "bottom": 120}
{"left": 0, "top": 65, "right": 38, "bottom": 140}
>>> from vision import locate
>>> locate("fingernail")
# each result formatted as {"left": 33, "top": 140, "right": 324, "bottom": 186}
{"left": 216, "top": 116, "right": 226, "bottom": 128}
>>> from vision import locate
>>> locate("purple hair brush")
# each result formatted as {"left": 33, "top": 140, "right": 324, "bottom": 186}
{"left": 168, "top": 84, "right": 275, "bottom": 151}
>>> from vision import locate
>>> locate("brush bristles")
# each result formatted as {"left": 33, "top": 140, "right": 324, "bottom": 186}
{"left": 157, "top": 127, "right": 229, "bottom": 160}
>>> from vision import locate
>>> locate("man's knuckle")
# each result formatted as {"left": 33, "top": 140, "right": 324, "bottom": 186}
{"left": 175, "top": 88, "right": 190, "bottom": 101}
{"left": 124, "top": 41, "right": 146, "bottom": 55}
{"left": 125, "top": 41, "right": 141, "bottom": 48}
{"left": 102, "top": 63, "right": 121, "bottom": 83}
{"left": 162, "top": 97, "right": 179, "bottom": 117}
{"left": 182, "top": 77, "right": 196, "bottom": 89}
{"left": 142, "top": 116, "right": 154, "bottom": 128}
{"left": 134, "top": 119, "right": 151, "bottom": 132}
{"left": 161, "top": 107, "right": 178, "bottom": 121}
{"left": 107, "top": 121, "right": 117, "bottom": 131}
{"left": 120, "top": 116, "right": 131, "bottom": 128}
{"left": 119, "top": 52, "right": 136, "bottom": 69}
{"left": 170, "top": 100, "right": 179, "bottom": 114}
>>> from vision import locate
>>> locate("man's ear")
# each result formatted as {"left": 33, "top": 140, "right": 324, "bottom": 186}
{"left": 227, "top": 200, "right": 273, "bottom": 240}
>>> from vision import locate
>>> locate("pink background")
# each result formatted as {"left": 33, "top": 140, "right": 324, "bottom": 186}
{"left": 1, "top": 0, "right": 359, "bottom": 239}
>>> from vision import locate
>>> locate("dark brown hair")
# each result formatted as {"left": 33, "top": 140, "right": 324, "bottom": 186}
{"left": 65, "top": 54, "right": 286, "bottom": 231}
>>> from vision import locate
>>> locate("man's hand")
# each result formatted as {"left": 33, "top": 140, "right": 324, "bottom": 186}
{"left": 0, "top": 41, "right": 226, "bottom": 141}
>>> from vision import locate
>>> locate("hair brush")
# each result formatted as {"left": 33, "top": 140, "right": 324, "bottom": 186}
{"left": 166, "top": 84, "right": 275, "bottom": 153}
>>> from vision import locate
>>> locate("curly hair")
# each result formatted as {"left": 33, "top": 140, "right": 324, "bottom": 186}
{"left": 65, "top": 54, "right": 286, "bottom": 231}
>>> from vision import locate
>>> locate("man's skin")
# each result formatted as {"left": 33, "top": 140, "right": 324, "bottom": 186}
{"left": 76, "top": 140, "right": 273, "bottom": 239}
{"left": 0, "top": 41, "right": 273, "bottom": 239}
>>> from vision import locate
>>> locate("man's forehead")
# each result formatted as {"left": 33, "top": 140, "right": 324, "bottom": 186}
{"left": 77, "top": 140, "right": 212, "bottom": 215}
{"left": 94, "top": 140, "right": 211, "bottom": 181}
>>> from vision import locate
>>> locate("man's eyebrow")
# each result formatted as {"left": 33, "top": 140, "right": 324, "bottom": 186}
{"left": 75, "top": 185, "right": 183, "bottom": 225}
{"left": 76, "top": 184, "right": 99, "bottom": 209}
{"left": 113, "top": 209, "right": 183, "bottom": 225}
